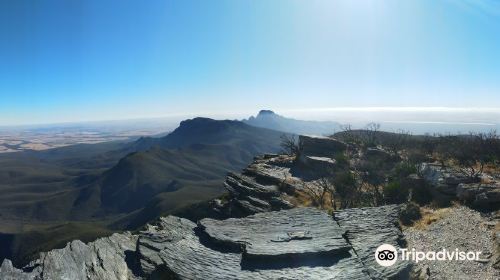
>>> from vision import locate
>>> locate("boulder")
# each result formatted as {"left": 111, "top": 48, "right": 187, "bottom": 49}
{"left": 420, "top": 163, "right": 479, "bottom": 195}
{"left": 299, "top": 135, "right": 347, "bottom": 157}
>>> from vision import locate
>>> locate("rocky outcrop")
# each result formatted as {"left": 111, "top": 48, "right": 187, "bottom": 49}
{"left": 456, "top": 183, "right": 500, "bottom": 209}
{"left": 215, "top": 171, "right": 294, "bottom": 216}
{"left": 138, "top": 210, "right": 370, "bottom": 280}
{"left": 299, "top": 135, "right": 347, "bottom": 157}
{"left": 211, "top": 155, "right": 297, "bottom": 217}
{"left": 335, "top": 205, "right": 412, "bottom": 279}
{"left": 420, "top": 163, "right": 479, "bottom": 195}
{"left": 420, "top": 163, "right": 500, "bottom": 209}
{"left": 0, "top": 232, "right": 139, "bottom": 280}
{"left": 1, "top": 206, "right": 411, "bottom": 280}
{"left": 137, "top": 206, "right": 409, "bottom": 280}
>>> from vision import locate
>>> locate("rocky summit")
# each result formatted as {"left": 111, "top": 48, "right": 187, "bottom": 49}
{"left": 1, "top": 206, "right": 411, "bottom": 280}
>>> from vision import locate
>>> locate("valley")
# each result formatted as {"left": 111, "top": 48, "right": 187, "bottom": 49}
{"left": 0, "top": 117, "right": 286, "bottom": 266}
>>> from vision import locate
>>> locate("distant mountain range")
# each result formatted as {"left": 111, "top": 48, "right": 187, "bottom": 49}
{"left": 0, "top": 111, "right": 344, "bottom": 265}
{"left": 243, "top": 110, "right": 341, "bottom": 136}
{"left": 79, "top": 118, "right": 285, "bottom": 215}
{"left": 0, "top": 117, "right": 285, "bottom": 265}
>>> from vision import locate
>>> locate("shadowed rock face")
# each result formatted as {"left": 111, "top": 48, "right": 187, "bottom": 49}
{"left": 299, "top": 135, "right": 347, "bottom": 158}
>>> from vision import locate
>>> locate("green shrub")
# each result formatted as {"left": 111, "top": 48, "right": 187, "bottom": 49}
{"left": 399, "top": 202, "right": 421, "bottom": 225}
{"left": 383, "top": 181, "right": 409, "bottom": 204}
{"left": 334, "top": 153, "right": 349, "bottom": 167}
{"left": 410, "top": 182, "right": 432, "bottom": 205}
{"left": 390, "top": 162, "right": 417, "bottom": 180}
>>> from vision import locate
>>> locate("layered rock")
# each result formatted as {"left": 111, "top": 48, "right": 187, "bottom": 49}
{"left": 212, "top": 155, "right": 297, "bottom": 217}
{"left": 137, "top": 207, "right": 409, "bottom": 280}
{"left": 0, "top": 232, "right": 139, "bottom": 280}
{"left": 198, "top": 208, "right": 350, "bottom": 257}
{"left": 1, "top": 206, "right": 411, "bottom": 280}
{"left": 136, "top": 209, "right": 370, "bottom": 280}
{"left": 334, "top": 205, "right": 412, "bottom": 279}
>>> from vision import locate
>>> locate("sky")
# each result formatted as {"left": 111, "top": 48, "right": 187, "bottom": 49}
{"left": 1, "top": 0, "right": 499, "bottom": 126}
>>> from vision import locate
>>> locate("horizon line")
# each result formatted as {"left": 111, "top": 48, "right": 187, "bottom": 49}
{"left": 2, "top": 106, "right": 500, "bottom": 128}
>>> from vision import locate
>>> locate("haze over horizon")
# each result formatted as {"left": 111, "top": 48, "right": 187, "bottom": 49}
{"left": 1, "top": 0, "right": 500, "bottom": 127}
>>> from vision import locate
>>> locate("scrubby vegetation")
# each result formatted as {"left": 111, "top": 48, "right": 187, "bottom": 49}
{"left": 285, "top": 125, "right": 500, "bottom": 212}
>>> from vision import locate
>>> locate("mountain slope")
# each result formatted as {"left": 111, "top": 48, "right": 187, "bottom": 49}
{"left": 243, "top": 110, "right": 341, "bottom": 136}
{"left": 73, "top": 118, "right": 285, "bottom": 216}
{"left": 0, "top": 118, "right": 286, "bottom": 265}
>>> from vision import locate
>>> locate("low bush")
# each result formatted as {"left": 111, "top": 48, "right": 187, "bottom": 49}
{"left": 383, "top": 181, "right": 409, "bottom": 204}
{"left": 399, "top": 202, "right": 422, "bottom": 226}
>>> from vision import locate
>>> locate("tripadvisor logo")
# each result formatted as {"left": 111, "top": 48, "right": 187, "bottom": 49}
{"left": 375, "top": 244, "right": 398, "bottom": 267}
{"left": 374, "top": 244, "right": 482, "bottom": 267}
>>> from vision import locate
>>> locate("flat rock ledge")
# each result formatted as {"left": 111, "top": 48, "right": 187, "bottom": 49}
{"left": 1, "top": 206, "right": 411, "bottom": 280}
{"left": 198, "top": 207, "right": 350, "bottom": 257}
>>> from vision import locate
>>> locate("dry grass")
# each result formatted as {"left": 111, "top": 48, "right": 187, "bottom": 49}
{"left": 482, "top": 163, "right": 500, "bottom": 174}
{"left": 287, "top": 190, "right": 314, "bottom": 207}
{"left": 411, "top": 206, "right": 452, "bottom": 230}
{"left": 288, "top": 189, "right": 336, "bottom": 210}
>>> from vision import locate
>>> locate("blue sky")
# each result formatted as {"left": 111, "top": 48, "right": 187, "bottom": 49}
{"left": 1, "top": 0, "right": 499, "bottom": 125}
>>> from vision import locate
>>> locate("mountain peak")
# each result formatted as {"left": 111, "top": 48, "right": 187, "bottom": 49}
{"left": 176, "top": 117, "right": 245, "bottom": 132}
{"left": 244, "top": 110, "right": 341, "bottom": 135}
{"left": 257, "top": 110, "right": 277, "bottom": 116}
